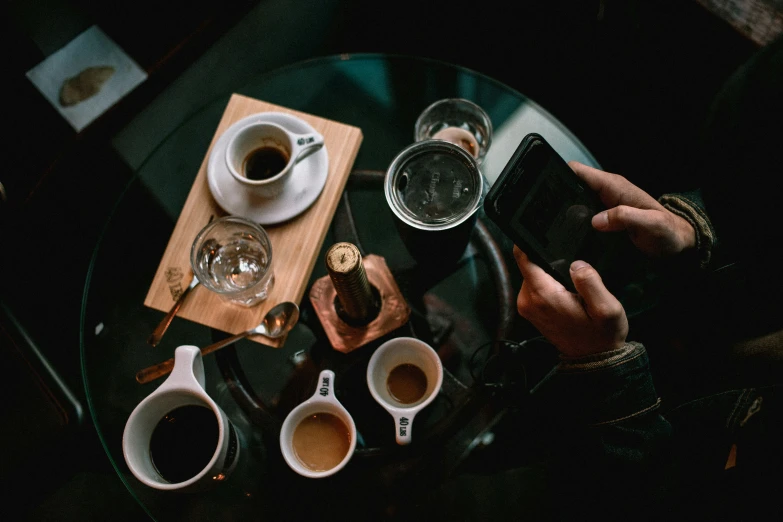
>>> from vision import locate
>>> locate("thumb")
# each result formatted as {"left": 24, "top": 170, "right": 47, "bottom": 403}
{"left": 569, "top": 261, "right": 623, "bottom": 321}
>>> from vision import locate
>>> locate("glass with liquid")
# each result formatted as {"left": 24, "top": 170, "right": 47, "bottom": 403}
{"left": 190, "top": 216, "right": 275, "bottom": 307}
{"left": 414, "top": 98, "right": 493, "bottom": 164}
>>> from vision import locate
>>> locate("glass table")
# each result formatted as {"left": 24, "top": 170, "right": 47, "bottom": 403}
{"left": 81, "top": 54, "right": 604, "bottom": 520}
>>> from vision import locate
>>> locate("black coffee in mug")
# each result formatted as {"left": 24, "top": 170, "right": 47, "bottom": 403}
{"left": 149, "top": 405, "right": 219, "bottom": 483}
{"left": 243, "top": 146, "right": 290, "bottom": 180}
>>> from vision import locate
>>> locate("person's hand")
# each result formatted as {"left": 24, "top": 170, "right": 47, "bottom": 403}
{"left": 569, "top": 161, "right": 696, "bottom": 257}
{"left": 514, "top": 247, "right": 628, "bottom": 357}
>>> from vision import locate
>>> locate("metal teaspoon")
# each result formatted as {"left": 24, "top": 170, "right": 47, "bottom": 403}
{"left": 136, "top": 301, "right": 300, "bottom": 384}
{"left": 147, "top": 274, "right": 200, "bottom": 347}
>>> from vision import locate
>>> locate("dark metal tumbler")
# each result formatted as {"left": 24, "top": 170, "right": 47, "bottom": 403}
{"left": 384, "top": 140, "right": 484, "bottom": 265}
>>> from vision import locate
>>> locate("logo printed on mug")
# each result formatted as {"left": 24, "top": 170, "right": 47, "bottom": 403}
{"left": 399, "top": 416, "right": 409, "bottom": 437}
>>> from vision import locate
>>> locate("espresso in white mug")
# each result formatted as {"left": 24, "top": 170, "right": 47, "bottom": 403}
{"left": 123, "top": 346, "right": 240, "bottom": 492}
{"left": 366, "top": 337, "right": 443, "bottom": 445}
{"left": 226, "top": 120, "right": 324, "bottom": 198}
{"left": 386, "top": 363, "right": 428, "bottom": 404}
{"left": 291, "top": 411, "right": 352, "bottom": 472}
{"left": 280, "top": 369, "right": 356, "bottom": 478}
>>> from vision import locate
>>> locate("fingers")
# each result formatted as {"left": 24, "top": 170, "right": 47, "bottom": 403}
{"left": 513, "top": 246, "right": 564, "bottom": 293}
{"left": 514, "top": 246, "right": 573, "bottom": 323}
{"left": 569, "top": 261, "right": 624, "bottom": 321}
{"left": 568, "top": 161, "right": 623, "bottom": 205}
{"left": 592, "top": 205, "right": 666, "bottom": 234}
{"left": 568, "top": 161, "right": 661, "bottom": 210}
{"left": 568, "top": 160, "right": 610, "bottom": 190}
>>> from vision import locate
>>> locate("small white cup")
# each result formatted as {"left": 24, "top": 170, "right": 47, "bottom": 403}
{"left": 279, "top": 369, "right": 357, "bottom": 478}
{"left": 123, "top": 346, "right": 240, "bottom": 492}
{"left": 225, "top": 121, "right": 324, "bottom": 198}
{"left": 366, "top": 337, "right": 443, "bottom": 445}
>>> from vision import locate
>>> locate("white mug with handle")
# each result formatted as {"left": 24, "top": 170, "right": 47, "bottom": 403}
{"left": 279, "top": 369, "right": 357, "bottom": 478}
{"left": 123, "top": 345, "right": 240, "bottom": 492}
{"left": 225, "top": 120, "right": 324, "bottom": 198}
{"left": 366, "top": 337, "right": 443, "bottom": 445}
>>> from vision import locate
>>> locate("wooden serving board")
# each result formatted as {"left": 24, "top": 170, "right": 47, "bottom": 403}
{"left": 143, "top": 94, "right": 363, "bottom": 347}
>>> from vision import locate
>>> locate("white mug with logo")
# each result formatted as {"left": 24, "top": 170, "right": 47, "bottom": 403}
{"left": 366, "top": 337, "right": 443, "bottom": 445}
{"left": 225, "top": 120, "right": 324, "bottom": 198}
{"left": 279, "top": 369, "right": 357, "bottom": 478}
{"left": 122, "top": 345, "right": 240, "bottom": 492}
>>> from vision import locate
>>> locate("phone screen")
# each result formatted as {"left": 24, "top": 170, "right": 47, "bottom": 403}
{"left": 488, "top": 138, "right": 609, "bottom": 286}
{"left": 486, "top": 134, "right": 652, "bottom": 306}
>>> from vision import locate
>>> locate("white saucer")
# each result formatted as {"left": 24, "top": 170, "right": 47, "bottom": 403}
{"left": 207, "top": 112, "right": 330, "bottom": 225}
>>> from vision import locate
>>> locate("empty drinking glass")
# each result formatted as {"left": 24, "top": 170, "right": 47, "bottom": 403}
{"left": 414, "top": 98, "right": 493, "bottom": 164}
{"left": 190, "top": 216, "right": 274, "bottom": 307}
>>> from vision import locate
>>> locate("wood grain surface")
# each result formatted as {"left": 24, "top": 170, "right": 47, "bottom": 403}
{"left": 143, "top": 94, "right": 363, "bottom": 347}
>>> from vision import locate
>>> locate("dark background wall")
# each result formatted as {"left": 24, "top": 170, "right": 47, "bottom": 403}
{"left": 2, "top": 0, "right": 763, "bottom": 520}
{"left": 334, "top": 0, "right": 758, "bottom": 196}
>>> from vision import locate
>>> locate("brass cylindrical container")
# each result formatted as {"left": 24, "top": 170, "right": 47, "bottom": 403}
{"left": 325, "top": 242, "right": 379, "bottom": 324}
{"left": 310, "top": 253, "right": 411, "bottom": 353}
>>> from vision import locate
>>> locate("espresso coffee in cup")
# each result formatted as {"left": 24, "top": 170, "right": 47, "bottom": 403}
{"left": 291, "top": 411, "right": 352, "bottom": 472}
{"left": 386, "top": 363, "right": 428, "bottom": 404}
{"left": 226, "top": 120, "right": 324, "bottom": 198}
{"left": 123, "top": 346, "right": 240, "bottom": 492}
{"left": 280, "top": 369, "right": 357, "bottom": 478}
{"left": 367, "top": 337, "right": 443, "bottom": 445}
{"left": 148, "top": 404, "right": 220, "bottom": 483}
{"left": 242, "top": 145, "right": 291, "bottom": 181}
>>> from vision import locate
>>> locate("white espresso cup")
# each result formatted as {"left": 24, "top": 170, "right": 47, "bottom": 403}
{"left": 225, "top": 120, "right": 324, "bottom": 198}
{"left": 279, "top": 369, "right": 357, "bottom": 478}
{"left": 366, "top": 337, "right": 443, "bottom": 445}
{"left": 123, "top": 346, "right": 240, "bottom": 492}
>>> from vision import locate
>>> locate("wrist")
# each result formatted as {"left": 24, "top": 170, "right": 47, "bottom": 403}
{"left": 545, "top": 342, "right": 660, "bottom": 427}
{"left": 558, "top": 342, "right": 639, "bottom": 368}
{"left": 658, "top": 192, "right": 716, "bottom": 269}
{"left": 674, "top": 215, "right": 697, "bottom": 253}
{"left": 557, "top": 339, "right": 627, "bottom": 358}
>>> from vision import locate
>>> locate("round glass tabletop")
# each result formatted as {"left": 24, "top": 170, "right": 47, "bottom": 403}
{"left": 81, "top": 54, "right": 601, "bottom": 520}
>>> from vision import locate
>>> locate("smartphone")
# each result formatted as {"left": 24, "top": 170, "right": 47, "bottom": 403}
{"left": 484, "top": 133, "right": 622, "bottom": 292}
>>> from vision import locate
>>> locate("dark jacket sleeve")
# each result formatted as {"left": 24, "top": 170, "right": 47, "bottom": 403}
{"left": 659, "top": 190, "right": 716, "bottom": 271}
{"left": 530, "top": 343, "right": 677, "bottom": 520}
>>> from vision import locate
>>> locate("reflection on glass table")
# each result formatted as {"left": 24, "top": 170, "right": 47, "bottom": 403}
{"left": 81, "top": 54, "right": 604, "bottom": 520}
